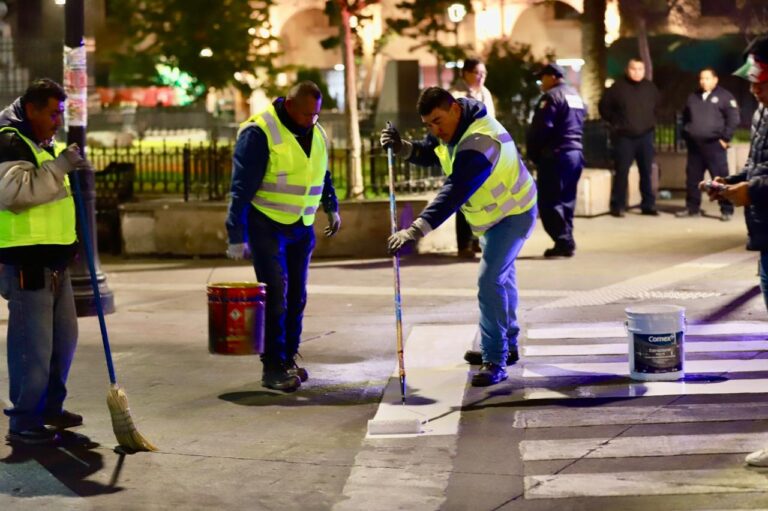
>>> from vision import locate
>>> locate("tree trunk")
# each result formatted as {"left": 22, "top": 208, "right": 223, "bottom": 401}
{"left": 636, "top": 16, "right": 653, "bottom": 81}
{"left": 580, "top": 0, "right": 606, "bottom": 119}
{"left": 340, "top": 3, "right": 364, "bottom": 199}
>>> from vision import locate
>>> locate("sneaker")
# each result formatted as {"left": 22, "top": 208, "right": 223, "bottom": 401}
{"left": 464, "top": 347, "right": 519, "bottom": 366}
{"left": 675, "top": 209, "right": 702, "bottom": 218}
{"left": 609, "top": 209, "right": 625, "bottom": 218}
{"left": 543, "top": 246, "right": 574, "bottom": 258}
{"left": 641, "top": 208, "right": 660, "bottom": 216}
{"left": 471, "top": 363, "right": 508, "bottom": 387}
{"left": 6, "top": 426, "right": 60, "bottom": 445}
{"left": 286, "top": 357, "right": 309, "bottom": 383}
{"left": 720, "top": 212, "right": 733, "bottom": 222}
{"left": 44, "top": 410, "right": 83, "bottom": 429}
{"left": 746, "top": 448, "right": 768, "bottom": 467}
{"left": 262, "top": 368, "right": 301, "bottom": 392}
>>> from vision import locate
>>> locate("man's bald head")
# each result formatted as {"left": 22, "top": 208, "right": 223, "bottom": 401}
{"left": 285, "top": 81, "right": 323, "bottom": 129}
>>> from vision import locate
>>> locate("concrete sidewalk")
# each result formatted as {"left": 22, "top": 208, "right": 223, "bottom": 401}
{"left": 2, "top": 199, "right": 768, "bottom": 510}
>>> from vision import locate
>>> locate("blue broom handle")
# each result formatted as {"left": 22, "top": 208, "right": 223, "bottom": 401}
{"left": 70, "top": 169, "right": 118, "bottom": 385}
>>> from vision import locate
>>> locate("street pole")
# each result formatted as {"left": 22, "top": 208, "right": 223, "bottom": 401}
{"left": 65, "top": 0, "right": 114, "bottom": 316}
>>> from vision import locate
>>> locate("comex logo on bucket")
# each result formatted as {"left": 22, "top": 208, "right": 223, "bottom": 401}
{"left": 647, "top": 333, "right": 677, "bottom": 344}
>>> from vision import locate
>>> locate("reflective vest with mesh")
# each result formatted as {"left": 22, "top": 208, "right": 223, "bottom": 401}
{"left": 241, "top": 105, "right": 328, "bottom": 226}
{"left": 0, "top": 128, "right": 76, "bottom": 248}
{"left": 435, "top": 115, "right": 536, "bottom": 235}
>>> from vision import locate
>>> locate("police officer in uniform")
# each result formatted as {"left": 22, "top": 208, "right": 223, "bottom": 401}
{"left": 527, "top": 63, "right": 586, "bottom": 257}
{"left": 225, "top": 81, "right": 341, "bottom": 393}
{"left": 677, "top": 67, "right": 739, "bottom": 220}
{"left": 381, "top": 88, "right": 537, "bottom": 387}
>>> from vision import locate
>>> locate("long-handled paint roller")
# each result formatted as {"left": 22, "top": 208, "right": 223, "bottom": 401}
{"left": 70, "top": 166, "right": 156, "bottom": 452}
{"left": 366, "top": 124, "right": 423, "bottom": 436}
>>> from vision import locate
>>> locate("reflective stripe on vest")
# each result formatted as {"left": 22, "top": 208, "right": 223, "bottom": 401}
{"left": 435, "top": 115, "right": 536, "bottom": 235}
{"left": 241, "top": 105, "right": 328, "bottom": 226}
{"left": 0, "top": 128, "right": 76, "bottom": 248}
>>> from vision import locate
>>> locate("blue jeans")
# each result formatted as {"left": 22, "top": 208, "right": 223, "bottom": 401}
{"left": 760, "top": 251, "right": 768, "bottom": 312}
{"left": 478, "top": 208, "right": 537, "bottom": 365}
{"left": 1, "top": 266, "right": 79, "bottom": 432}
{"left": 247, "top": 208, "right": 315, "bottom": 368}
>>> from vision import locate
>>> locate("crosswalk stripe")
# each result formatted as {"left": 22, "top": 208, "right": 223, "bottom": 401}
{"left": 520, "top": 432, "right": 768, "bottom": 461}
{"left": 527, "top": 321, "right": 768, "bottom": 339}
{"left": 522, "top": 358, "right": 768, "bottom": 378}
{"left": 524, "top": 377, "right": 768, "bottom": 400}
{"left": 365, "top": 324, "right": 474, "bottom": 438}
{"left": 522, "top": 340, "right": 768, "bottom": 357}
{"left": 524, "top": 470, "right": 768, "bottom": 499}
{"left": 514, "top": 402, "right": 768, "bottom": 428}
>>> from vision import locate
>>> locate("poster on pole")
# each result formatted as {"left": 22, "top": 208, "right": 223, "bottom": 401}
{"left": 64, "top": 45, "right": 87, "bottom": 128}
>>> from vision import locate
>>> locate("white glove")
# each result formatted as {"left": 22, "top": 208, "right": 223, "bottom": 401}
{"left": 325, "top": 211, "right": 341, "bottom": 237}
{"left": 226, "top": 242, "right": 249, "bottom": 260}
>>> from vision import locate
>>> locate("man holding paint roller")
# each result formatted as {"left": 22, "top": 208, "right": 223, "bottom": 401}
{"left": 381, "top": 88, "right": 537, "bottom": 387}
{"left": 0, "top": 79, "right": 86, "bottom": 445}
{"left": 225, "top": 81, "right": 340, "bottom": 393}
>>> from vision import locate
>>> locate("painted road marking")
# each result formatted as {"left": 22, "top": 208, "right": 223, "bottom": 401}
{"left": 520, "top": 432, "right": 768, "bottom": 461}
{"left": 522, "top": 340, "right": 768, "bottom": 357}
{"left": 514, "top": 402, "right": 768, "bottom": 428}
{"left": 534, "top": 246, "right": 754, "bottom": 309}
{"left": 365, "top": 324, "right": 475, "bottom": 439}
{"left": 524, "top": 470, "right": 768, "bottom": 499}
{"left": 523, "top": 378, "right": 768, "bottom": 401}
{"left": 522, "top": 358, "right": 768, "bottom": 378}
{"left": 527, "top": 321, "right": 768, "bottom": 339}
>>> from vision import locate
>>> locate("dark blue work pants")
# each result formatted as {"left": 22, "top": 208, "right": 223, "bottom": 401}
{"left": 247, "top": 207, "right": 315, "bottom": 369}
{"left": 536, "top": 150, "right": 584, "bottom": 250}
{"left": 685, "top": 140, "right": 734, "bottom": 214}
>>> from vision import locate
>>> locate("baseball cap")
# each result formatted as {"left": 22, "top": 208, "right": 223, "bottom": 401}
{"left": 536, "top": 63, "right": 565, "bottom": 78}
{"left": 734, "top": 34, "right": 768, "bottom": 83}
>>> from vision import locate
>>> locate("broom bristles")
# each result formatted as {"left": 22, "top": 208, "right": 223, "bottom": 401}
{"left": 106, "top": 384, "right": 157, "bottom": 452}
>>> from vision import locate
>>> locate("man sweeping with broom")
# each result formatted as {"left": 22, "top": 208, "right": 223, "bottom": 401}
{"left": 381, "top": 87, "right": 537, "bottom": 387}
{"left": 0, "top": 79, "right": 85, "bottom": 445}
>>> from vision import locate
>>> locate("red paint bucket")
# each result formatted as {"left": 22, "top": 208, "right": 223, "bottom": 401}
{"left": 207, "top": 282, "right": 266, "bottom": 355}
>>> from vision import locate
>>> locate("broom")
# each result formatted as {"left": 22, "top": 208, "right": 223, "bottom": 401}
{"left": 70, "top": 167, "right": 156, "bottom": 452}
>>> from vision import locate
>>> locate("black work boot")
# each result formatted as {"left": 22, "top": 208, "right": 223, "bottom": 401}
{"left": 464, "top": 347, "right": 519, "bottom": 366}
{"left": 471, "top": 363, "right": 508, "bottom": 387}
{"left": 262, "top": 362, "right": 301, "bottom": 392}
{"left": 543, "top": 245, "right": 574, "bottom": 258}
{"left": 44, "top": 410, "right": 83, "bottom": 429}
{"left": 286, "top": 355, "right": 309, "bottom": 382}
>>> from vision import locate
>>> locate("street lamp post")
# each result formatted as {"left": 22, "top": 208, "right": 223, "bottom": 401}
{"left": 447, "top": 3, "right": 467, "bottom": 84}
{"left": 65, "top": 0, "right": 114, "bottom": 316}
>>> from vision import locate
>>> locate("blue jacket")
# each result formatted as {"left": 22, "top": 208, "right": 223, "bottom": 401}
{"left": 526, "top": 82, "right": 586, "bottom": 163}
{"left": 407, "top": 97, "right": 508, "bottom": 230}
{"left": 225, "top": 98, "right": 339, "bottom": 244}
{"left": 683, "top": 85, "right": 740, "bottom": 144}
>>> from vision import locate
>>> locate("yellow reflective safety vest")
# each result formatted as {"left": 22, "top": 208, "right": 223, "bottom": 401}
{"left": 241, "top": 105, "right": 328, "bottom": 226}
{"left": 435, "top": 115, "right": 536, "bottom": 235}
{"left": 0, "top": 128, "right": 76, "bottom": 248}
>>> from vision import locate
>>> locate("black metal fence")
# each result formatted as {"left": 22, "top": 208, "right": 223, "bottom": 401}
{"left": 90, "top": 114, "right": 689, "bottom": 202}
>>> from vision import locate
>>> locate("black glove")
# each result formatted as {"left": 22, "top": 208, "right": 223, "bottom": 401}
{"left": 387, "top": 222, "right": 426, "bottom": 255}
{"left": 380, "top": 125, "right": 403, "bottom": 154}
{"left": 324, "top": 211, "right": 341, "bottom": 237}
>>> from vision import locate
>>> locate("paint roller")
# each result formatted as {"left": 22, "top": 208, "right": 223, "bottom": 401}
{"left": 366, "top": 124, "right": 425, "bottom": 437}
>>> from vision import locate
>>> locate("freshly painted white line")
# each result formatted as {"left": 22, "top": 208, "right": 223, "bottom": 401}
{"left": 521, "top": 432, "right": 768, "bottom": 460}
{"left": 524, "top": 470, "right": 768, "bottom": 499}
{"left": 523, "top": 358, "right": 768, "bottom": 378}
{"left": 534, "top": 246, "right": 754, "bottom": 309}
{"left": 527, "top": 321, "right": 768, "bottom": 339}
{"left": 514, "top": 402, "right": 768, "bottom": 428}
{"left": 524, "top": 378, "right": 768, "bottom": 400}
{"left": 365, "top": 324, "right": 475, "bottom": 439}
{"left": 522, "top": 340, "right": 768, "bottom": 357}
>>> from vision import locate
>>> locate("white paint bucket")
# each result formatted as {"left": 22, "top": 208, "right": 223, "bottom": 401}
{"left": 625, "top": 304, "right": 685, "bottom": 381}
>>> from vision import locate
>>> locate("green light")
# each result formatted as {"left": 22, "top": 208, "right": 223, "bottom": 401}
{"left": 155, "top": 64, "right": 206, "bottom": 105}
